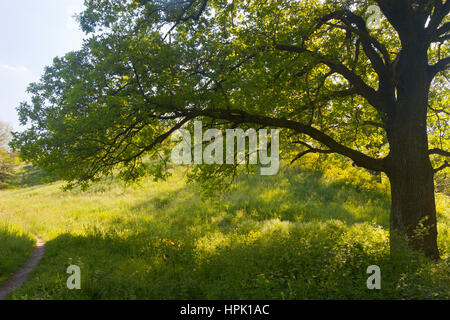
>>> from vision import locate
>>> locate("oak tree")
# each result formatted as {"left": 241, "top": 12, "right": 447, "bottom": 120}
{"left": 12, "top": 0, "right": 450, "bottom": 259}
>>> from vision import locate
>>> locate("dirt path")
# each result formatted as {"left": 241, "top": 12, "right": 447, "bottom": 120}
{"left": 0, "top": 235, "right": 45, "bottom": 300}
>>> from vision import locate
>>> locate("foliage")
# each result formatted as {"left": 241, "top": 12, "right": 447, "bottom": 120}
{"left": 435, "top": 170, "right": 450, "bottom": 196}
{"left": 0, "top": 149, "right": 17, "bottom": 189}
{"left": 8, "top": 165, "right": 58, "bottom": 189}
{"left": 10, "top": 0, "right": 449, "bottom": 186}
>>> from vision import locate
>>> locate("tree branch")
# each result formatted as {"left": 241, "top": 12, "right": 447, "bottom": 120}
{"left": 290, "top": 148, "right": 333, "bottom": 164}
{"left": 290, "top": 141, "right": 334, "bottom": 164}
{"left": 437, "top": 21, "right": 450, "bottom": 36}
{"left": 428, "top": 0, "right": 450, "bottom": 34}
{"left": 429, "top": 148, "right": 450, "bottom": 157}
{"left": 429, "top": 56, "right": 450, "bottom": 77}
{"left": 433, "top": 160, "right": 449, "bottom": 173}
{"left": 84, "top": 114, "right": 196, "bottom": 180}
{"left": 375, "top": 0, "right": 419, "bottom": 37}
{"left": 196, "top": 108, "right": 387, "bottom": 172}
{"left": 433, "top": 34, "right": 450, "bottom": 43}
{"left": 162, "top": 0, "right": 209, "bottom": 39}
{"left": 274, "top": 44, "right": 387, "bottom": 114}
{"left": 318, "top": 10, "right": 391, "bottom": 67}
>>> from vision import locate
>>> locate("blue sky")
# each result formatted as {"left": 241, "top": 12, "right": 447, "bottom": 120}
{"left": 0, "top": 0, "right": 86, "bottom": 130}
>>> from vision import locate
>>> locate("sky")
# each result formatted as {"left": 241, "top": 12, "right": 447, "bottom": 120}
{"left": 0, "top": 0, "right": 86, "bottom": 131}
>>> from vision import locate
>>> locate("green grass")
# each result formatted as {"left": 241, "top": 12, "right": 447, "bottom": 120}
{"left": 0, "top": 222, "right": 35, "bottom": 286}
{"left": 0, "top": 162, "right": 448, "bottom": 300}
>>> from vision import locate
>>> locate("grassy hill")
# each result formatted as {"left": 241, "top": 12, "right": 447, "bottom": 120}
{"left": 0, "top": 161, "right": 448, "bottom": 300}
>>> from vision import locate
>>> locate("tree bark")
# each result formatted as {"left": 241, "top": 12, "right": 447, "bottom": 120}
{"left": 387, "top": 154, "right": 440, "bottom": 260}
{"left": 385, "top": 45, "right": 440, "bottom": 260}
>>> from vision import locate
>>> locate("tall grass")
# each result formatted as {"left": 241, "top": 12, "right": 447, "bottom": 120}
{"left": 0, "top": 222, "right": 35, "bottom": 285}
{"left": 0, "top": 160, "right": 448, "bottom": 300}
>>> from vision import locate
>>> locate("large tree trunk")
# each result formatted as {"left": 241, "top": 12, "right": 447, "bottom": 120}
{"left": 385, "top": 46, "right": 440, "bottom": 260}
{"left": 387, "top": 154, "right": 440, "bottom": 260}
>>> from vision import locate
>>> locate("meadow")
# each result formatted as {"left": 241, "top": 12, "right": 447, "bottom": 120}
{"left": 0, "top": 222, "right": 35, "bottom": 286}
{"left": 0, "top": 159, "right": 448, "bottom": 300}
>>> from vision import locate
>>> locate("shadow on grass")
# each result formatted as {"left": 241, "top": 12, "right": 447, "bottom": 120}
{"left": 224, "top": 168, "right": 391, "bottom": 227}
{"left": 117, "top": 167, "right": 391, "bottom": 236}
{"left": 0, "top": 226, "right": 35, "bottom": 286}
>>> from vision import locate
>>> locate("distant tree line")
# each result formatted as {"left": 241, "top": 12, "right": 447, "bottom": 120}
{"left": 0, "top": 121, "right": 58, "bottom": 189}
{"left": 0, "top": 121, "right": 16, "bottom": 188}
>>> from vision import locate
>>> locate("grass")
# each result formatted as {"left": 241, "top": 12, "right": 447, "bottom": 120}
{"left": 0, "top": 160, "right": 448, "bottom": 300}
{"left": 0, "top": 222, "right": 35, "bottom": 286}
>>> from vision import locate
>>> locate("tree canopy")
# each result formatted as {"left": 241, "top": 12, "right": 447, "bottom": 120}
{"left": 15, "top": 0, "right": 449, "bottom": 185}
{"left": 12, "top": 0, "right": 449, "bottom": 185}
